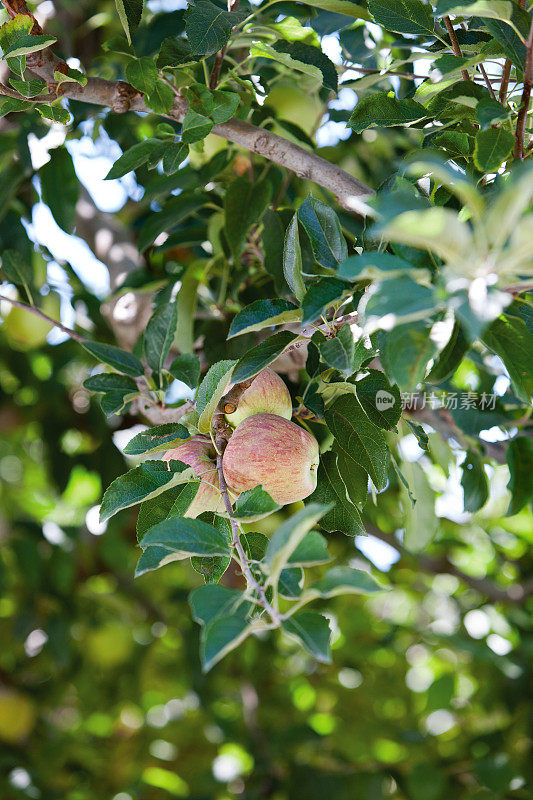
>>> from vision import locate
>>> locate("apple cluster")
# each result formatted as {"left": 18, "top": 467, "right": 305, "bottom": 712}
{"left": 162, "top": 369, "right": 320, "bottom": 516}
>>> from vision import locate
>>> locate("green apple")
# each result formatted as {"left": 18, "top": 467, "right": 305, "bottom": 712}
{"left": 3, "top": 292, "right": 61, "bottom": 350}
{"left": 0, "top": 688, "right": 36, "bottom": 743}
{"left": 222, "top": 413, "right": 319, "bottom": 505}
{"left": 225, "top": 368, "right": 292, "bottom": 428}
{"left": 265, "top": 80, "right": 323, "bottom": 136}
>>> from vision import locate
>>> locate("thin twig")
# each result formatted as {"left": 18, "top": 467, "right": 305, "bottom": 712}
{"left": 499, "top": 59, "right": 512, "bottom": 103}
{"left": 513, "top": 18, "right": 533, "bottom": 159}
{"left": 477, "top": 63, "right": 497, "bottom": 100}
{"left": 0, "top": 82, "right": 55, "bottom": 103}
{"left": 209, "top": 0, "right": 240, "bottom": 89}
{"left": 0, "top": 292, "right": 85, "bottom": 342}
{"left": 216, "top": 451, "right": 281, "bottom": 623}
{"left": 443, "top": 16, "right": 470, "bottom": 81}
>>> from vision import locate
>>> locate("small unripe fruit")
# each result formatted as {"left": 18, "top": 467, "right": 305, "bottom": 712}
{"left": 162, "top": 436, "right": 222, "bottom": 517}
{"left": 225, "top": 368, "right": 292, "bottom": 427}
{"left": 222, "top": 413, "right": 319, "bottom": 505}
{"left": 0, "top": 688, "right": 36, "bottom": 743}
{"left": 3, "top": 292, "right": 61, "bottom": 350}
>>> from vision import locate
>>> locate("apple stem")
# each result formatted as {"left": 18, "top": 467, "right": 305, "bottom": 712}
{"left": 216, "top": 451, "right": 281, "bottom": 625}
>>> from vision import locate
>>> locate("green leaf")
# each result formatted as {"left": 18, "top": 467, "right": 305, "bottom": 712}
{"left": 306, "top": 566, "right": 384, "bottom": 598}
{"left": 475, "top": 98, "right": 511, "bottom": 130}
{"left": 157, "top": 36, "right": 194, "bottom": 68}
{"left": 137, "top": 193, "right": 209, "bottom": 251}
{"left": 84, "top": 373, "right": 138, "bottom": 394}
{"left": 278, "top": 567, "right": 304, "bottom": 599}
{"left": 200, "top": 613, "right": 252, "bottom": 672}
{"left": 483, "top": 18, "right": 526, "bottom": 69}
{"left": 282, "top": 611, "right": 331, "bottom": 663}
{"left": 318, "top": 326, "right": 355, "bottom": 376}
{"left": 184, "top": 0, "right": 247, "bottom": 56}
{"left": 461, "top": 450, "right": 489, "bottom": 513}
{"left": 82, "top": 341, "right": 144, "bottom": 377}
{"left": 0, "top": 15, "right": 56, "bottom": 58}
{"left": 474, "top": 127, "right": 515, "bottom": 172}
{"left": 262, "top": 210, "right": 288, "bottom": 294}
{"left": 53, "top": 67, "right": 87, "bottom": 86}
{"left": 146, "top": 80, "right": 175, "bottom": 114}
{"left": 8, "top": 78, "right": 46, "bottom": 97}
{"left": 506, "top": 437, "right": 533, "bottom": 516}
{"left": 125, "top": 57, "right": 157, "bottom": 93}
{"left": 283, "top": 214, "right": 306, "bottom": 301}
{"left": 379, "top": 321, "right": 437, "bottom": 389}
{"left": 224, "top": 177, "right": 272, "bottom": 257}
{"left": 182, "top": 110, "right": 214, "bottom": 144}
{"left": 482, "top": 315, "right": 533, "bottom": 403}
{"left": 272, "top": 41, "right": 338, "bottom": 91}
{"left": 162, "top": 142, "right": 189, "bottom": 175}
{"left": 100, "top": 460, "right": 194, "bottom": 522}
{"left": 169, "top": 353, "right": 201, "bottom": 388}
{"left": 37, "top": 105, "right": 71, "bottom": 125}
{"left": 368, "top": 0, "right": 435, "bottom": 35}
{"left": 0, "top": 249, "right": 32, "bottom": 287}
{"left": 191, "top": 515, "right": 232, "bottom": 583}
{"left": 273, "top": 0, "right": 370, "bottom": 17}
{"left": 189, "top": 584, "right": 249, "bottom": 626}
{"left": 136, "top": 484, "right": 195, "bottom": 540}
{"left": 355, "top": 370, "right": 402, "bottom": 429}
{"left": 40, "top": 148, "right": 79, "bottom": 233}
{"left": 297, "top": 195, "right": 348, "bottom": 269}
{"left": 0, "top": 97, "right": 32, "bottom": 116}
{"left": 288, "top": 530, "right": 332, "bottom": 566}
{"left": 115, "top": 0, "right": 143, "bottom": 44}
{"left": 301, "top": 278, "right": 348, "bottom": 326}
{"left": 337, "top": 251, "right": 425, "bottom": 281}
{"left": 105, "top": 139, "right": 163, "bottom": 180}
{"left": 211, "top": 90, "right": 240, "bottom": 123}
{"left": 231, "top": 331, "right": 299, "bottom": 384}
{"left": 349, "top": 92, "right": 427, "bottom": 133}
{"left": 196, "top": 359, "right": 237, "bottom": 433}
{"left": 139, "top": 517, "right": 232, "bottom": 557}
{"left": 426, "top": 320, "right": 469, "bottom": 384}
{"left": 308, "top": 451, "right": 366, "bottom": 536}
{"left": 264, "top": 503, "right": 330, "bottom": 584}
{"left": 234, "top": 486, "right": 280, "bottom": 518}
{"left": 325, "top": 394, "right": 389, "bottom": 490}
{"left": 123, "top": 423, "right": 190, "bottom": 455}
{"left": 228, "top": 299, "right": 300, "bottom": 339}
{"left": 364, "top": 276, "right": 436, "bottom": 322}
{"left": 135, "top": 546, "right": 187, "bottom": 577}
{"left": 402, "top": 461, "right": 438, "bottom": 552}
{"left": 144, "top": 302, "right": 178, "bottom": 375}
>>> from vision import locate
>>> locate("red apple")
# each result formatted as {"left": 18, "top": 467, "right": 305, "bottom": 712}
{"left": 162, "top": 436, "right": 222, "bottom": 517}
{"left": 225, "top": 368, "right": 292, "bottom": 427}
{"left": 222, "top": 413, "right": 319, "bottom": 505}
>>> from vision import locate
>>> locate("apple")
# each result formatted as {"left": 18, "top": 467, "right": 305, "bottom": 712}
{"left": 162, "top": 436, "right": 223, "bottom": 517}
{"left": 0, "top": 688, "right": 36, "bottom": 743}
{"left": 225, "top": 368, "right": 292, "bottom": 427}
{"left": 222, "top": 413, "right": 319, "bottom": 505}
{"left": 265, "top": 80, "right": 323, "bottom": 137}
{"left": 2, "top": 292, "right": 61, "bottom": 350}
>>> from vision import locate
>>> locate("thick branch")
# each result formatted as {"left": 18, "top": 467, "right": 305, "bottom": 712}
{"left": 0, "top": 0, "right": 373, "bottom": 212}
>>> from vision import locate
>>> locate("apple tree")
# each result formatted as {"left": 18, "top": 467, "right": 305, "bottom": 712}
{"left": 0, "top": 0, "right": 532, "bottom": 793}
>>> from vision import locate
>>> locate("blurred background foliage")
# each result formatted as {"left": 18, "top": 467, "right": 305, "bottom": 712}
{"left": 1, "top": 338, "right": 532, "bottom": 799}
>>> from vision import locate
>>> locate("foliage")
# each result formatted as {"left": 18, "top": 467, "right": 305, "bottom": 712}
{"left": 0, "top": 0, "right": 532, "bottom": 795}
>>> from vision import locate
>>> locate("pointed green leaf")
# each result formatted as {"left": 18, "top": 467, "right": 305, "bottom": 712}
{"left": 228, "top": 299, "right": 300, "bottom": 339}
{"left": 282, "top": 611, "right": 331, "bottom": 662}
{"left": 231, "top": 331, "right": 299, "bottom": 383}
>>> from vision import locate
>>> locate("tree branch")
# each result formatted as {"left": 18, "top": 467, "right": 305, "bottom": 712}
{"left": 443, "top": 16, "right": 470, "bottom": 81}
{"left": 0, "top": 0, "right": 373, "bottom": 213}
{"left": 513, "top": 17, "right": 533, "bottom": 159}
{"left": 0, "top": 292, "right": 86, "bottom": 341}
